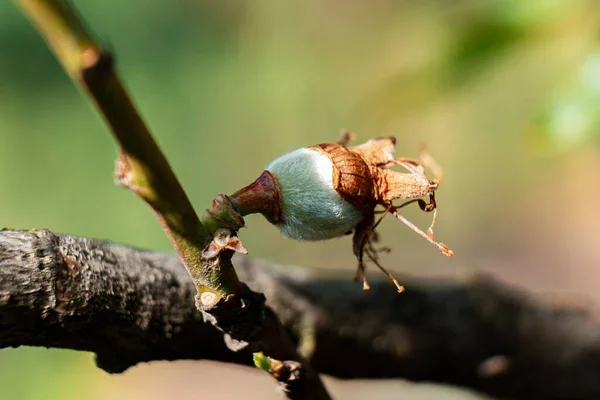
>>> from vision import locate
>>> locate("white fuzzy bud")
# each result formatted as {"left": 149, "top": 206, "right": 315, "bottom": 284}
{"left": 265, "top": 148, "right": 362, "bottom": 241}
{"left": 223, "top": 136, "right": 452, "bottom": 293}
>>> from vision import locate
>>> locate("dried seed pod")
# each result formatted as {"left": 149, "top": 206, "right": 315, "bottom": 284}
{"left": 226, "top": 133, "right": 454, "bottom": 292}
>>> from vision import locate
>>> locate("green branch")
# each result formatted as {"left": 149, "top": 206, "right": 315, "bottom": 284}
{"left": 16, "top": 2, "right": 332, "bottom": 398}
{"left": 16, "top": 0, "right": 239, "bottom": 299}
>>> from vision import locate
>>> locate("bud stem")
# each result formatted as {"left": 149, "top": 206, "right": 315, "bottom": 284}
{"left": 229, "top": 171, "right": 282, "bottom": 223}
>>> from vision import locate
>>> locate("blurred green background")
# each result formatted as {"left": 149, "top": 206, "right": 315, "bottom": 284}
{"left": 2, "top": 0, "right": 600, "bottom": 399}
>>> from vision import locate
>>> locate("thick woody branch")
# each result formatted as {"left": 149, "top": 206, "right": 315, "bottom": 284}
{"left": 2, "top": 229, "right": 600, "bottom": 400}
{"left": 0, "top": 229, "right": 244, "bottom": 372}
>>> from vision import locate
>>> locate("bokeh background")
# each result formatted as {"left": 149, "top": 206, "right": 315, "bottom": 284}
{"left": 2, "top": 0, "right": 600, "bottom": 399}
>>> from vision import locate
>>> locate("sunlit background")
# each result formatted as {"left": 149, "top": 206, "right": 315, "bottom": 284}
{"left": 2, "top": 0, "right": 600, "bottom": 399}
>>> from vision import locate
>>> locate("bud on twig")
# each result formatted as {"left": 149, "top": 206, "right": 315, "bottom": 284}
{"left": 226, "top": 132, "right": 454, "bottom": 292}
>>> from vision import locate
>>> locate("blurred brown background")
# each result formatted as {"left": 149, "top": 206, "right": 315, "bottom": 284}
{"left": 1, "top": 0, "right": 599, "bottom": 398}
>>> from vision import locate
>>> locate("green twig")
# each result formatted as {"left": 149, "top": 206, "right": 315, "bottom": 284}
{"left": 16, "top": 2, "right": 332, "bottom": 398}
{"left": 16, "top": 0, "right": 239, "bottom": 300}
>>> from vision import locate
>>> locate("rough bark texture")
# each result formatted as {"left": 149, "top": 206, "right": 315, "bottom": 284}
{"left": 1, "top": 229, "right": 599, "bottom": 399}
{"left": 0, "top": 229, "right": 248, "bottom": 372}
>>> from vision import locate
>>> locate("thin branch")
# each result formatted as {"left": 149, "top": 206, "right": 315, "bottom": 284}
{"left": 2, "top": 229, "right": 600, "bottom": 400}
{"left": 15, "top": 1, "right": 330, "bottom": 398}
{"left": 17, "top": 0, "right": 225, "bottom": 297}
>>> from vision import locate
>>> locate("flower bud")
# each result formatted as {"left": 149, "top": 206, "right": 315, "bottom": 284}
{"left": 224, "top": 135, "right": 453, "bottom": 292}
{"left": 264, "top": 147, "right": 363, "bottom": 241}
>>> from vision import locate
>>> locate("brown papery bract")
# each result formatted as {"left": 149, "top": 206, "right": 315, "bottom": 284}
{"left": 314, "top": 133, "right": 453, "bottom": 292}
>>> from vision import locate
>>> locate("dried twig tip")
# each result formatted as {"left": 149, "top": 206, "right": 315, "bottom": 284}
{"left": 440, "top": 244, "right": 454, "bottom": 257}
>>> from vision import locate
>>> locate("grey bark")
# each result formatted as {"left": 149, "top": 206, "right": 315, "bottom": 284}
{"left": 1, "top": 229, "right": 599, "bottom": 400}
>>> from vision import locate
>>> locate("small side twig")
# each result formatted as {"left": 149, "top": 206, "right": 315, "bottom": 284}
{"left": 255, "top": 353, "right": 315, "bottom": 400}
{"left": 15, "top": 1, "right": 330, "bottom": 398}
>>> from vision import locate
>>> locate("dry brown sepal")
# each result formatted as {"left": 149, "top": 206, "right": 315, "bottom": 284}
{"left": 310, "top": 132, "right": 453, "bottom": 292}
